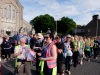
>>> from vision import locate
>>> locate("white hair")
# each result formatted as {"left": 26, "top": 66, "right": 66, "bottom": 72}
{"left": 19, "top": 37, "right": 26, "bottom": 42}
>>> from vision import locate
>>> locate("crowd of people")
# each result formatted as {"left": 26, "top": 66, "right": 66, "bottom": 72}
{"left": 0, "top": 33, "right": 100, "bottom": 75}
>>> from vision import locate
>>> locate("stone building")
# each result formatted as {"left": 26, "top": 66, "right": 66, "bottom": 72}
{"left": 85, "top": 15, "right": 100, "bottom": 37}
{"left": 73, "top": 15, "right": 100, "bottom": 37}
{"left": 0, "top": 0, "right": 33, "bottom": 36}
{"left": 73, "top": 26, "right": 85, "bottom": 36}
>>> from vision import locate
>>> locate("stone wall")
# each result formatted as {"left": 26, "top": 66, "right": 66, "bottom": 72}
{"left": 0, "top": 0, "right": 32, "bottom": 36}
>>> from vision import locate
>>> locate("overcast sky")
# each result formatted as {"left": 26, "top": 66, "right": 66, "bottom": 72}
{"left": 19, "top": 0, "right": 100, "bottom": 25}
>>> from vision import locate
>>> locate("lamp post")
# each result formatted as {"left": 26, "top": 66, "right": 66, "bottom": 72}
{"left": 75, "top": 19, "right": 77, "bottom": 35}
{"left": 55, "top": 15, "right": 57, "bottom": 35}
{"left": 56, "top": 20, "right": 57, "bottom": 34}
{"left": 75, "top": 25, "right": 77, "bottom": 35}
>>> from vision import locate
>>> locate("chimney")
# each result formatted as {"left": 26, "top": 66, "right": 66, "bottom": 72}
{"left": 92, "top": 15, "right": 99, "bottom": 20}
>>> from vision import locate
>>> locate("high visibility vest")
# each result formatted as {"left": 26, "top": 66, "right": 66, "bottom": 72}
{"left": 90, "top": 40, "right": 94, "bottom": 47}
{"left": 73, "top": 41, "right": 79, "bottom": 51}
{"left": 39, "top": 61, "right": 57, "bottom": 75}
{"left": 15, "top": 45, "right": 30, "bottom": 67}
{"left": 39, "top": 41, "right": 57, "bottom": 75}
{"left": 46, "top": 42, "right": 57, "bottom": 69}
{"left": 85, "top": 41, "right": 90, "bottom": 51}
{"left": 80, "top": 41, "right": 84, "bottom": 49}
{"left": 94, "top": 44, "right": 98, "bottom": 48}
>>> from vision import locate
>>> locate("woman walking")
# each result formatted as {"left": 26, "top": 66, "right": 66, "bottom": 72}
{"left": 39, "top": 33, "right": 57, "bottom": 75}
{"left": 72, "top": 35, "right": 80, "bottom": 68}
{"left": 64, "top": 34, "right": 74, "bottom": 75}
{"left": 55, "top": 35, "right": 64, "bottom": 75}
{"left": 84, "top": 37, "right": 91, "bottom": 61}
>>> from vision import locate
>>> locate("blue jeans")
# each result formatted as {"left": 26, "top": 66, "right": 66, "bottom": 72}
{"left": 65, "top": 56, "right": 72, "bottom": 71}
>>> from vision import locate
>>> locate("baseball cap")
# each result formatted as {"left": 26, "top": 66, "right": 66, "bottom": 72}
{"left": 66, "top": 34, "right": 71, "bottom": 38}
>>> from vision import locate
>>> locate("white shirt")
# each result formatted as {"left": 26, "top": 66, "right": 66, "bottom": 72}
{"left": 64, "top": 42, "right": 73, "bottom": 56}
{"left": 14, "top": 45, "right": 29, "bottom": 59}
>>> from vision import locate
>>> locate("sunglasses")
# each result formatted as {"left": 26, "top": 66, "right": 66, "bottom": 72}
{"left": 55, "top": 37, "right": 59, "bottom": 39}
{"left": 44, "top": 36, "right": 49, "bottom": 39}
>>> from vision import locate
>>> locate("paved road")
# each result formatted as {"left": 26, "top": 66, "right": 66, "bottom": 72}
{"left": 1, "top": 56, "right": 100, "bottom": 75}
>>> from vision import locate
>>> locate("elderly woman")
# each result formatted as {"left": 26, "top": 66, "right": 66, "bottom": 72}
{"left": 39, "top": 33, "right": 57, "bottom": 75}
{"left": 14, "top": 37, "right": 32, "bottom": 75}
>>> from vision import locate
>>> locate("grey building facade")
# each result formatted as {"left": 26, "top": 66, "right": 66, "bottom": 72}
{"left": 74, "top": 15, "right": 100, "bottom": 37}
{"left": 0, "top": 0, "right": 32, "bottom": 36}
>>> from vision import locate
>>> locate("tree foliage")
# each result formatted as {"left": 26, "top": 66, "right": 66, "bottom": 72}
{"left": 30, "top": 14, "right": 76, "bottom": 34}
{"left": 57, "top": 17, "right": 76, "bottom": 34}
{"left": 30, "top": 14, "right": 55, "bottom": 33}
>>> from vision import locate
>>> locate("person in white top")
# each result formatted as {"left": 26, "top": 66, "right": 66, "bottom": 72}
{"left": 64, "top": 34, "right": 74, "bottom": 75}
{"left": 14, "top": 37, "right": 32, "bottom": 75}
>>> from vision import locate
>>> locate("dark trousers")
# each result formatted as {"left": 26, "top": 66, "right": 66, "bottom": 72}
{"left": 73, "top": 51, "right": 79, "bottom": 67}
{"left": 90, "top": 47, "right": 93, "bottom": 57}
{"left": 85, "top": 50, "right": 90, "bottom": 58}
{"left": 97, "top": 48, "right": 100, "bottom": 55}
{"left": 43, "top": 62, "right": 53, "bottom": 75}
{"left": 4, "top": 49, "right": 11, "bottom": 58}
{"left": 65, "top": 56, "right": 72, "bottom": 71}
{"left": 36, "top": 59, "right": 40, "bottom": 72}
{"left": 0, "top": 45, "right": 1, "bottom": 56}
{"left": 57, "top": 61, "right": 63, "bottom": 74}
{"left": 93, "top": 48, "right": 98, "bottom": 58}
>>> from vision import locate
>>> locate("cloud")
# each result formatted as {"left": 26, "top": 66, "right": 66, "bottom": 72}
{"left": 19, "top": 0, "right": 100, "bottom": 25}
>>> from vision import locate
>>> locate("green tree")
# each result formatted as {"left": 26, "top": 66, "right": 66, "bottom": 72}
{"left": 57, "top": 17, "right": 76, "bottom": 34}
{"left": 30, "top": 14, "right": 55, "bottom": 33}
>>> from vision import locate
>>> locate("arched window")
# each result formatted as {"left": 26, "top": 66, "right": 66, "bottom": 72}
{"left": 8, "top": 5, "right": 11, "bottom": 19}
{"left": 24, "top": 28, "right": 26, "bottom": 32}
{"left": 0, "top": 8, "right": 1, "bottom": 16}
{"left": 12, "top": 10, "right": 15, "bottom": 19}
{"left": 1, "top": 8, "right": 3, "bottom": 18}
{"left": 4, "top": 8, "right": 7, "bottom": 18}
